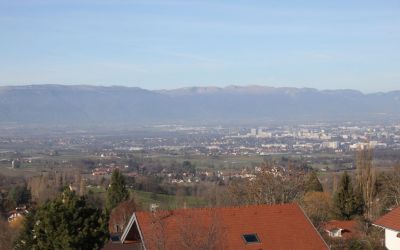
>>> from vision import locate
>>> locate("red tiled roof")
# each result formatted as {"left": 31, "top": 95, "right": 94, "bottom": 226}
{"left": 323, "top": 220, "right": 362, "bottom": 239}
{"left": 324, "top": 220, "right": 356, "bottom": 230}
{"left": 134, "top": 203, "right": 328, "bottom": 250}
{"left": 374, "top": 207, "right": 400, "bottom": 231}
{"left": 102, "top": 242, "right": 142, "bottom": 250}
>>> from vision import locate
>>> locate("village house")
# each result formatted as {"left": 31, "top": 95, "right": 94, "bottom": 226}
{"left": 323, "top": 220, "right": 363, "bottom": 239}
{"left": 8, "top": 205, "right": 29, "bottom": 231}
{"left": 103, "top": 203, "right": 328, "bottom": 250}
{"left": 373, "top": 207, "right": 400, "bottom": 250}
{"left": 8, "top": 205, "right": 29, "bottom": 223}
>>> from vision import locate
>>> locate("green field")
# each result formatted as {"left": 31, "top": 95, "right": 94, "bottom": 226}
{"left": 87, "top": 186, "right": 207, "bottom": 211}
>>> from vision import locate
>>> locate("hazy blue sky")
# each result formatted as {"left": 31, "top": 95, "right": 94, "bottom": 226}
{"left": 0, "top": 0, "right": 399, "bottom": 92}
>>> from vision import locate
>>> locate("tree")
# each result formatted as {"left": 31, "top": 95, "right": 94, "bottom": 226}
{"left": 305, "top": 171, "right": 323, "bottom": 193}
{"left": 14, "top": 210, "right": 36, "bottom": 250}
{"left": 79, "top": 178, "right": 86, "bottom": 197}
{"left": 379, "top": 165, "right": 400, "bottom": 207}
{"left": 227, "top": 162, "right": 305, "bottom": 205}
{"left": 302, "top": 192, "right": 331, "bottom": 227}
{"left": 333, "top": 172, "right": 363, "bottom": 220}
{"left": 28, "top": 172, "right": 69, "bottom": 204}
{"left": 109, "top": 198, "right": 137, "bottom": 234}
{"left": 128, "top": 158, "right": 140, "bottom": 172}
{"left": 15, "top": 189, "right": 108, "bottom": 250}
{"left": 0, "top": 192, "right": 3, "bottom": 213}
{"left": 106, "top": 169, "right": 129, "bottom": 212}
{"left": 356, "top": 148, "right": 376, "bottom": 219}
{"left": 225, "top": 178, "right": 249, "bottom": 206}
{"left": 5, "top": 184, "right": 31, "bottom": 210}
{"left": 182, "top": 161, "right": 196, "bottom": 175}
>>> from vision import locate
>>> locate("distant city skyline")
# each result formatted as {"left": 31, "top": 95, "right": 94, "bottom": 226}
{"left": 0, "top": 0, "right": 399, "bottom": 93}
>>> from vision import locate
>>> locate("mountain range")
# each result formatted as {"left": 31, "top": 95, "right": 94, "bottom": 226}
{"left": 0, "top": 84, "right": 399, "bottom": 126}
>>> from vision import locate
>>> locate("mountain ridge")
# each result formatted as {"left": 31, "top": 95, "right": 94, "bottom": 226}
{"left": 0, "top": 84, "right": 399, "bottom": 126}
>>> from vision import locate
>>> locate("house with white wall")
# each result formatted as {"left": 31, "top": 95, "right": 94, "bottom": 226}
{"left": 373, "top": 207, "right": 400, "bottom": 250}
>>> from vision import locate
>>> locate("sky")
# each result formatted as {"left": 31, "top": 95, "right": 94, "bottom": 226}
{"left": 0, "top": 0, "right": 399, "bottom": 93}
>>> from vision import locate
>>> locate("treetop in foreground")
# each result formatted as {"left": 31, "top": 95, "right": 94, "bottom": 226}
{"left": 15, "top": 189, "right": 108, "bottom": 250}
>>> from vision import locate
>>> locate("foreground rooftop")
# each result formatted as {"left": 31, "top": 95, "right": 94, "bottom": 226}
{"left": 106, "top": 203, "right": 328, "bottom": 250}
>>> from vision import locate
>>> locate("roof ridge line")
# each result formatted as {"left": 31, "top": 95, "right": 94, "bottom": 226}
{"left": 136, "top": 202, "right": 297, "bottom": 214}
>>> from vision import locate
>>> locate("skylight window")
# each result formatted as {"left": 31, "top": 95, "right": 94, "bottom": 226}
{"left": 243, "top": 234, "right": 260, "bottom": 244}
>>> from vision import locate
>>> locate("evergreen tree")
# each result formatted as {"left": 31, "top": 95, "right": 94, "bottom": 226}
{"left": 6, "top": 185, "right": 31, "bottom": 210}
{"left": 305, "top": 171, "right": 323, "bottom": 193}
{"left": 182, "top": 161, "right": 196, "bottom": 174}
{"left": 14, "top": 208, "right": 36, "bottom": 250}
{"left": 15, "top": 189, "right": 108, "bottom": 250}
{"left": 106, "top": 169, "right": 129, "bottom": 212}
{"left": 333, "top": 172, "right": 363, "bottom": 220}
{"left": 353, "top": 185, "right": 365, "bottom": 217}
